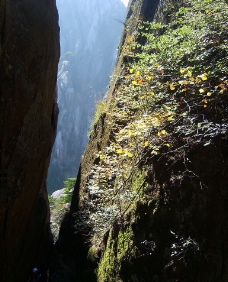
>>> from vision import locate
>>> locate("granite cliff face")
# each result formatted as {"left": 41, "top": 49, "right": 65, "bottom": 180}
{"left": 52, "top": 0, "right": 228, "bottom": 281}
{"left": 0, "top": 1, "right": 59, "bottom": 281}
{"left": 47, "top": 0, "right": 126, "bottom": 193}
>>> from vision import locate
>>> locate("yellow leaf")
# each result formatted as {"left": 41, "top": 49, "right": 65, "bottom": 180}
{"left": 158, "top": 130, "right": 167, "bottom": 137}
{"left": 161, "top": 130, "right": 167, "bottom": 135}
{"left": 202, "top": 99, "right": 208, "bottom": 104}
{"left": 144, "top": 141, "right": 149, "bottom": 146}
{"left": 219, "top": 89, "right": 224, "bottom": 94}
{"left": 146, "top": 76, "right": 153, "bottom": 81}
{"left": 165, "top": 143, "right": 171, "bottom": 147}
{"left": 150, "top": 91, "right": 155, "bottom": 96}
{"left": 132, "top": 81, "right": 137, "bottom": 85}
{"left": 100, "top": 155, "right": 105, "bottom": 160}
{"left": 104, "top": 173, "right": 110, "bottom": 178}
{"left": 187, "top": 70, "right": 192, "bottom": 77}
{"left": 127, "top": 152, "right": 133, "bottom": 158}
{"left": 207, "top": 92, "right": 212, "bottom": 96}
{"left": 178, "top": 80, "right": 188, "bottom": 85}
{"left": 117, "top": 149, "right": 123, "bottom": 154}
{"left": 168, "top": 116, "right": 175, "bottom": 121}
{"left": 170, "top": 84, "right": 175, "bottom": 90}
{"left": 199, "top": 88, "right": 205, "bottom": 93}
{"left": 100, "top": 179, "right": 107, "bottom": 183}
{"left": 125, "top": 150, "right": 133, "bottom": 157}
{"left": 129, "top": 69, "right": 134, "bottom": 73}
{"left": 201, "top": 73, "right": 208, "bottom": 81}
{"left": 204, "top": 104, "right": 207, "bottom": 108}
{"left": 195, "top": 77, "right": 201, "bottom": 83}
{"left": 137, "top": 79, "right": 143, "bottom": 85}
{"left": 125, "top": 75, "right": 130, "bottom": 79}
{"left": 180, "top": 68, "right": 185, "bottom": 74}
{"left": 134, "top": 71, "right": 140, "bottom": 77}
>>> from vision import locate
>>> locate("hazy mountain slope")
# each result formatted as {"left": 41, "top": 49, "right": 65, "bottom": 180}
{"left": 47, "top": 0, "right": 126, "bottom": 193}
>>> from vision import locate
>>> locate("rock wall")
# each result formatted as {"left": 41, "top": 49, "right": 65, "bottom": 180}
{"left": 72, "top": 1, "right": 228, "bottom": 282}
{"left": 47, "top": 0, "right": 126, "bottom": 193}
{"left": 0, "top": 1, "right": 59, "bottom": 281}
{"left": 52, "top": 0, "right": 228, "bottom": 281}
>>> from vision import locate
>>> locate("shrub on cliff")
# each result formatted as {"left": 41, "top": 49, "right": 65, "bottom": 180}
{"left": 76, "top": 0, "right": 228, "bottom": 241}
{"left": 49, "top": 177, "right": 76, "bottom": 241}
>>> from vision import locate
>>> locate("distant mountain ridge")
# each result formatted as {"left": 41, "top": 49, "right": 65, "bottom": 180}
{"left": 47, "top": 0, "right": 126, "bottom": 193}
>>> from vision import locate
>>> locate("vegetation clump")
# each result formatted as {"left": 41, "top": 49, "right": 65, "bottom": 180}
{"left": 90, "top": 100, "right": 107, "bottom": 131}
{"left": 49, "top": 178, "right": 76, "bottom": 241}
{"left": 76, "top": 0, "right": 228, "bottom": 238}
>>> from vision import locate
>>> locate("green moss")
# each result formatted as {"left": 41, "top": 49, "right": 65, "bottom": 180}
{"left": 87, "top": 245, "right": 98, "bottom": 264}
{"left": 117, "top": 227, "right": 134, "bottom": 260}
{"left": 123, "top": 169, "right": 149, "bottom": 212}
{"left": 131, "top": 170, "right": 146, "bottom": 194}
{"left": 97, "top": 227, "right": 134, "bottom": 282}
{"left": 97, "top": 229, "right": 117, "bottom": 282}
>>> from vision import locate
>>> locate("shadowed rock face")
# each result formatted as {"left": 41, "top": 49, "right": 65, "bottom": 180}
{"left": 0, "top": 0, "right": 59, "bottom": 281}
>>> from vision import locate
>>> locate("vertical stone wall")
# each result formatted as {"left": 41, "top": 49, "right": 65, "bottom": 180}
{"left": 0, "top": 1, "right": 59, "bottom": 281}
